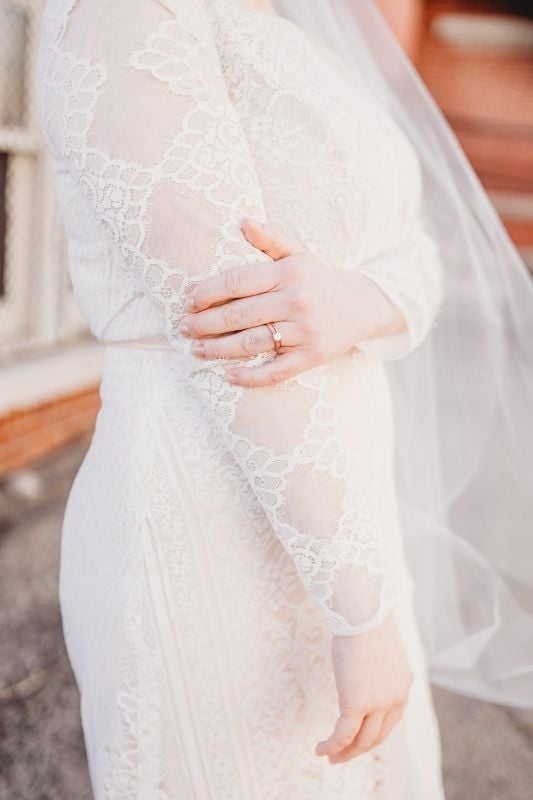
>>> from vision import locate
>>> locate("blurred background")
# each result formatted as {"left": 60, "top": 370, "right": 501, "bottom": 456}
{"left": 0, "top": 1, "right": 532, "bottom": 798}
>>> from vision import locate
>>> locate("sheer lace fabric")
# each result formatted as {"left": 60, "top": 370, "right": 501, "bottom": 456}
{"left": 36, "top": 0, "right": 442, "bottom": 637}
{"left": 35, "top": 1, "right": 446, "bottom": 796}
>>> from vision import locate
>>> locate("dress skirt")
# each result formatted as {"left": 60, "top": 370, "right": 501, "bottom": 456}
{"left": 59, "top": 342, "right": 446, "bottom": 799}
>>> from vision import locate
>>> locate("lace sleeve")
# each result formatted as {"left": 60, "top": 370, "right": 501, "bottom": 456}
{"left": 37, "top": 0, "right": 402, "bottom": 635}
{"left": 355, "top": 137, "right": 444, "bottom": 361}
{"left": 356, "top": 221, "right": 444, "bottom": 361}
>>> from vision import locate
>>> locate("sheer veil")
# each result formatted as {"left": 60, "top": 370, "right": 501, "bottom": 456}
{"left": 271, "top": 0, "right": 533, "bottom": 708}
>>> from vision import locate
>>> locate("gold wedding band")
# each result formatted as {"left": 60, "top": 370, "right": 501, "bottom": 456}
{"left": 267, "top": 321, "right": 283, "bottom": 351}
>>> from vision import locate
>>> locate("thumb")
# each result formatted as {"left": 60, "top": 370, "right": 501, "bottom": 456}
{"left": 242, "top": 217, "right": 304, "bottom": 260}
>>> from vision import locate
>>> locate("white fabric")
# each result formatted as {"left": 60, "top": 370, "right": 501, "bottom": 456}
{"left": 35, "top": 0, "right": 444, "bottom": 636}
{"left": 34, "top": 0, "right": 448, "bottom": 796}
{"left": 273, "top": 0, "right": 533, "bottom": 709}
{"left": 62, "top": 345, "right": 444, "bottom": 798}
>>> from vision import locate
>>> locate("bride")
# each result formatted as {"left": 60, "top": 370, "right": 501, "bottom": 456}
{"left": 34, "top": 0, "right": 533, "bottom": 797}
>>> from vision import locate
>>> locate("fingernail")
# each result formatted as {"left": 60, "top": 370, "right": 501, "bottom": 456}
{"left": 184, "top": 298, "right": 195, "bottom": 312}
{"left": 225, "top": 372, "right": 238, "bottom": 383}
{"left": 190, "top": 341, "right": 204, "bottom": 356}
{"left": 179, "top": 321, "right": 189, "bottom": 335}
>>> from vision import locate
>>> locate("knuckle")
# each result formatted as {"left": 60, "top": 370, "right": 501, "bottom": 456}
{"left": 270, "top": 367, "right": 290, "bottom": 384}
{"left": 290, "top": 289, "right": 310, "bottom": 314}
{"left": 223, "top": 304, "right": 243, "bottom": 329}
{"left": 224, "top": 269, "right": 242, "bottom": 296}
{"left": 311, "top": 340, "right": 327, "bottom": 362}
{"left": 343, "top": 704, "right": 364, "bottom": 720}
{"left": 272, "top": 260, "right": 284, "bottom": 287}
{"left": 242, "top": 331, "right": 259, "bottom": 355}
{"left": 335, "top": 734, "right": 353, "bottom": 748}
{"left": 207, "top": 342, "right": 222, "bottom": 360}
{"left": 188, "top": 318, "right": 201, "bottom": 337}
{"left": 244, "top": 372, "right": 260, "bottom": 388}
{"left": 286, "top": 257, "right": 305, "bottom": 282}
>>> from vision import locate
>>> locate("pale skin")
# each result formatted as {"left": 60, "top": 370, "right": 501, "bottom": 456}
{"left": 179, "top": 0, "right": 415, "bottom": 765}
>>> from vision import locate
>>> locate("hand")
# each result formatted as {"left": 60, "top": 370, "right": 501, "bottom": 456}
{"left": 316, "top": 613, "right": 413, "bottom": 764}
{"left": 179, "top": 218, "right": 406, "bottom": 387}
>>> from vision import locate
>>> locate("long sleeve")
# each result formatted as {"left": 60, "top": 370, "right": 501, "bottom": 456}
{"left": 355, "top": 139, "right": 444, "bottom": 362}
{"left": 356, "top": 221, "right": 444, "bottom": 362}
{"left": 37, "top": 0, "right": 402, "bottom": 635}
{"left": 309, "top": 25, "right": 445, "bottom": 363}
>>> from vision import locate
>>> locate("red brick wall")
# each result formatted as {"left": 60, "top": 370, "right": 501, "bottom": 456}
{"left": 0, "top": 387, "right": 100, "bottom": 479}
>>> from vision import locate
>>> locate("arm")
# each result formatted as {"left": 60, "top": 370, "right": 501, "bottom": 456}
{"left": 176, "top": 119, "right": 444, "bottom": 372}
{"left": 38, "top": 0, "right": 401, "bottom": 635}
{"left": 355, "top": 215, "right": 444, "bottom": 360}
{"left": 354, "top": 111, "right": 444, "bottom": 361}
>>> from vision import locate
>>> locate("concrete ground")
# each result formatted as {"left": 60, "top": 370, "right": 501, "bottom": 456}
{"left": 1, "top": 441, "right": 532, "bottom": 800}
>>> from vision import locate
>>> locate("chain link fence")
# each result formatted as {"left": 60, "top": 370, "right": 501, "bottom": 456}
{"left": 0, "top": 0, "right": 90, "bottom": 368}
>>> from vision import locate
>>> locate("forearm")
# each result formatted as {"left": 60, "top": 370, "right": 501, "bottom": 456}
{"left": 341, "top": 270, "right": 408, "bottom": 350}
{"left": 354, "top": 220, "right": 444, "bottom": 361}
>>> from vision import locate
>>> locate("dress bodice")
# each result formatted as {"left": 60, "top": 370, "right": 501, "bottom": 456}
{"left": 34, "top": 0, "right": 443, "bottom": 637}
{"left": 36, "top": 0, "right": 441, "bottom": 355}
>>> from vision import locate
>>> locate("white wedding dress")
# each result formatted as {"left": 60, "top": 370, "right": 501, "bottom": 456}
{"left": 35, "top": 0, "right": 447, "bottom": 797}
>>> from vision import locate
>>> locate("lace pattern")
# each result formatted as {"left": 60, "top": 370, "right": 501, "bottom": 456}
{"left": 35, "top": 4, "right": 447, "bottom": 793}
{"left": 32, "top": 0, "right": 443, "bottom": 636}
{"left": 72, "top": 345, "right": 396, "bottom": 797}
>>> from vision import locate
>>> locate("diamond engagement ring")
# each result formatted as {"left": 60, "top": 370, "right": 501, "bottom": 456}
{"left": 267, "top": 322, "right": 283, "bottom": 352}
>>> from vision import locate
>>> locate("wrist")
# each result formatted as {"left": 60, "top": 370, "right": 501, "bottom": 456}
{"left": 343, "top": 271, "right": 407, "bottom": 347}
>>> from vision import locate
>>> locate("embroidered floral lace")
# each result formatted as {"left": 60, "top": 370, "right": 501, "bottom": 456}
{"left": 35, "top": 0, "right": 443, "bottom": 637}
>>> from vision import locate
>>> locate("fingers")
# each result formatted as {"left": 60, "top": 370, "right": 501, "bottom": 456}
{"left": 242, "top": 217, "right": 305, "bottom": 260}
{"left": 225, "top": 349, "right": 311, "bottom": 387}
{"left": 180, "top": 292, "right": 289, "bottom": 339}
{"left": 183, "top": 219, "right": 303, "bottom": 313}
{"left": 315, "top": 710, "right": 364, "bottom": 760}
{"left": 190, "top": 322, "right": 302, "bottom": 360}
{"left": 373, "top": 704, "right": 405, "bottom": 748}
{"left": 185, "top": 261, "right": 283, "bottom": 313}
{"left": 318, "top": 704, "right": 406, "bottom": 766}
{"left": 328, "top": 711, "right": 385, "bottom": 764}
